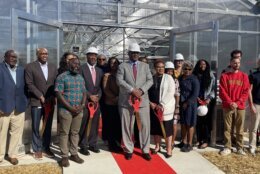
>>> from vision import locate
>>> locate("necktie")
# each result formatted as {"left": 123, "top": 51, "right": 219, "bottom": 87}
{"left": 133, "top": 63, "right": 137, "bottom": 80}
{"left": 91, "top": 67, "right": 96, "bottom": 85}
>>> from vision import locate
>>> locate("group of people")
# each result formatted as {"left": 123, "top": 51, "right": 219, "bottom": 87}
{"left": 0, "top": 44, "right": 259, "bottom": 168}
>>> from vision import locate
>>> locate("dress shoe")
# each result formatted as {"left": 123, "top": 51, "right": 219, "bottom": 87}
{"left": 177, "top": 142, "right": 184, "bottom": 148}
{"left": 89, "top": 146, "right": 100, "bottom": 153}
{"left": 43, "top": 150, "right": 55, "bottom": 158}
{"left": 33, "top": 152, "right": 43, "bottom": 160}
{"left": 69, "top": 155, "right": 84, "bottom": 164}
{"left": 124, "top": 153, "right": 133, "bottom": 160}
{"left": 5, "top": 156, "right": 18, "bottom": 165}
{"left": 60, "top": 157, "right": 70, "bottom": 167}
{"left": 79, "top": 148, "right": 90, "bottom": 156}
{"left": 142, "top": 153, "right": 151, "bottom": 161}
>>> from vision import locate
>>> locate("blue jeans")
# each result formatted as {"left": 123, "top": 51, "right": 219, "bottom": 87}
{"left": 31, "top": 106, "right": 54, "bottom": 152}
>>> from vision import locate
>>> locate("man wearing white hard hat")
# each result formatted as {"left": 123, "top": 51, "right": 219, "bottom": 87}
{"left": 117, "top": 43, "right": 153, "bottom": 161}
{"left": 173, "top": 53, "right": 184, "bottom": 79}
{"left": 79, "top": 47, "right": 104, "bottom": 155}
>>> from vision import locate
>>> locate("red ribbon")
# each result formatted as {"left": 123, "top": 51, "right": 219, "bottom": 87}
{"left": 129, "top": 95, "right": 142, "bottom": 112}
{"left": 87, "top": 102, "right": 98, "bottom": 118}
{"left": 154, "top": 106, "right": 164, "bottom": 122}
{"left": 198, "top": 98, "right": 207, "bottom": 105}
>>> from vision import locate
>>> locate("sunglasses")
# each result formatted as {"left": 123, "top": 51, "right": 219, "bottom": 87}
{"left": 98, "top": 58, "right": 106, "bottom": 61}
{"left": 184, "top": 68, "right": 192, "bottom": 71}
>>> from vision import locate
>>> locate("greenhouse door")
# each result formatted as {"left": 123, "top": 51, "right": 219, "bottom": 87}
{"left": 11, "top": 9, "right": 63, "bottom": 67}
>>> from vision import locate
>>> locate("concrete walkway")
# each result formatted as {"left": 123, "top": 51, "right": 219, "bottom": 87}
{"left": 0, "top": 141, "right": 225, "bottom": 174}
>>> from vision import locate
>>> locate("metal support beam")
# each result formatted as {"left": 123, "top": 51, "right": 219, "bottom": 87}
{"left": 172, "top": 21, "right": 214, "bottom": 35}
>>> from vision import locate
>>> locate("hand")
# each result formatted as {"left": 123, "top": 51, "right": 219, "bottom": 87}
{"left": 0, "top": 110, "right": 4, "bottom": 116}
{"left": 155, "top": 104, "right": 163, "bottom": 111}
{"left": 230, "top": 102, "right": 237, "bottom": 110}
{"left": 89, "top": 95, "right": 99, "bottom": 103}
{"left": 75, "top": 105, "right": 83, "bottom": 114}
{"left": 182, "top": 102, "right": 188, "bottom": 110}
{"left": 150, "top": 102, "right": 157, "bottom": 110}
{"left": 70, "top": 106, "right": 78, "bottom": 116}
{"left": 174, "top": 107, "right": 180, "bottom": 115}
{"left": 205, "top": 99, "right": 211, "bottom": 105}
{"left": 250, "top": 104, "right": 257, "bottom": 114}
{"left": 131, "top": 88, "right": 142, "bottom": 98}
{"left": 40, "top": 96, "right": 45, "bottom": 104}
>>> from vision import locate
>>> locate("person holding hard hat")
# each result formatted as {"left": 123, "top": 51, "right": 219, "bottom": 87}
{"left": 79, "top": 47, "right": 104, "bottom": 155}
{"left": 193, "top": 59, "right": 215, "bottom": 149}
{"left": 116, "top": 43, "right": 153, "bottom": 161}
{"left": 165, "top": 61, "right": 180, "bottom": 148}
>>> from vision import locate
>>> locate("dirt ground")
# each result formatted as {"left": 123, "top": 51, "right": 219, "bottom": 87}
{"left": 0, "top": 162, "right": 62, "bottom": 174}
{"left": 202, "top": 148, "right": 260, "bottom": 174}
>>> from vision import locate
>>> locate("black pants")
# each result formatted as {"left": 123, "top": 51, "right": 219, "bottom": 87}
{"left": 106, "top": 105, "right": 122, "bottom": 149}
{"left": 79, "top": 106, "right": 101, "bottom": 149}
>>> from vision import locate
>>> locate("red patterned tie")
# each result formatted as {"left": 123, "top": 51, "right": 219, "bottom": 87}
{"left": 91, "top": 67, "right": 96, "bottom": 85}
{"left": 133, "top": 63, "right": 137, "bottom": 80}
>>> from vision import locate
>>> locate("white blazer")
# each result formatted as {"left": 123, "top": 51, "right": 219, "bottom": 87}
{"left": 159, "top": 74, "right": 176, "bottom": 121}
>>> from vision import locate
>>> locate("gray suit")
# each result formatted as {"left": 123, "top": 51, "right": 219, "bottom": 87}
{"left": 116, "top": 61, "right": 153, "bottom": 153}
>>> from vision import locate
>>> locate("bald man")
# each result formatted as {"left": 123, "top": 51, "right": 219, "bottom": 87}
{"left": 25, "top": 48, "right": 57, "bottom": 160}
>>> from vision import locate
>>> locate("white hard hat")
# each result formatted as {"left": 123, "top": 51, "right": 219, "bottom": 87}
{"left": 175, "top": 53, "right": 184, "bottom": 60}
{"left": 165, "top": 61, "right": 175, "bottom": 69}
{"left": 197, "top": 105, "right": 208, "bottom": 116}
{"left": 128, "top": 43, "right": 141, "bottom": 53}
{"left": 86, "top": 47, "right": 98, "bottom": 55}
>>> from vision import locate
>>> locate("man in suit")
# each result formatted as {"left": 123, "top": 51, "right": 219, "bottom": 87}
{"left": 79, "top": 47, "right": 103, "bottom": 155}
{"left": 25, "top": 48, "right": 57, "bottom": 160}
{"left": 0, "top": 50, "right": 27, "bottom": 165}
{"left": 116, "top": 43, "right": 153, "bottom": 161}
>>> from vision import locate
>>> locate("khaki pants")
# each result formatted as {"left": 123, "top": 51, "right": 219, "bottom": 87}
{"left": 249, "top": 104, "right": 260, "bottom": 149}
{"left": 59, "top": 109, "right": 83, "bottom": 157}
{"left": 0, "top": 111, "right": 25, "bottom": 161}
{"left": 223, "top": 108, "right": 245, "bottom": 149}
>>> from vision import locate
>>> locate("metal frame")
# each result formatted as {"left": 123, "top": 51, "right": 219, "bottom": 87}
{"left": 11, "top": 9, "right": 63, "bottom": 65}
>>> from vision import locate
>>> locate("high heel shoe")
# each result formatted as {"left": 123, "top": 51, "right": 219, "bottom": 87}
{"left": 165, "top": 153, "right": 172, "bottom": 158}
{"left": 151, "top": 147, "right": 161, "bottom": 155}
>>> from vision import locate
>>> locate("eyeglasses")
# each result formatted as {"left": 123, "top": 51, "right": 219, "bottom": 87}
{"left": 98, "top": 58, "right": 106, "bottom": 61}
{"left": 184, "top": 68, "right": 192, "bottom": 71}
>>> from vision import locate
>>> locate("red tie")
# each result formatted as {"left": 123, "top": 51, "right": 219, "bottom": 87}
{"left": 133, "top": 63, "right": 137, "bottom": 80}
{"left": 91, "top": 67, "right": 96, "bottom": 85}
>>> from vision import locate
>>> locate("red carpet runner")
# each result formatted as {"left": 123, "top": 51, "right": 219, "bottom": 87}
{"left": 112, "top": 148, "right": 176, "bottom": 174}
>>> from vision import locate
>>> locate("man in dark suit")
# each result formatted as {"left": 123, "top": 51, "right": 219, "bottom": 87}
{"left": 0, "top": 50, "right": 27, "bottom": 165}
{"left": 116, "top": 43, "right": 153, "bottom": 161}
{"left": 79, "top": 47, "right": 103, "bottom": 155}
{"left": 25, "top": 48, "right": 57, "bottom": 160}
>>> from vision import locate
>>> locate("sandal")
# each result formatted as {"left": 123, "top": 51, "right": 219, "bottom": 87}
{"left": 151, "top": 147, "right": 161, "bottom": 155}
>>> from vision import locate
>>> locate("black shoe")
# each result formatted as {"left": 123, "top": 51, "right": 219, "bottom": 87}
{"left": 43, "top": 150, "right": 55, "bottom": 158}
{"left": 187, "top": 144, "right": 193, "bottom": 152}
{"left": 142, "top": 153, "right": 151, "bottom": 161}
{"left": 165, "top": 153, "right": 172, "bottom": 158}
{"left": 79, "top": 148, "right": 90, "bottom": 156}
{"left": 124, "top": 153, "right": 132, "bottom": 160}
{"left": 180, "top": 144, "right": 189, "bottom": 152}
{"left": 89, "top": 146, "right": 100, "bottom": 153}
{"left": 177, "top": 142, "right": 185, "bottom": 148}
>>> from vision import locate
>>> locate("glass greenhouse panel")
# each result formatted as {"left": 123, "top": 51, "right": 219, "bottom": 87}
{"left": 17, "top": 19, "right": 58, "bottom": 66}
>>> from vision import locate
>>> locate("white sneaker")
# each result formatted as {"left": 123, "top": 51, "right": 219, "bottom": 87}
{"left": 237, "top": 149, "right": 246, "bottom": 156}
{"left": 220, "top": 148, "right": 231, "bottom": 156}
{"left": 249, "top": 148, "right": 256, "bottom": 155}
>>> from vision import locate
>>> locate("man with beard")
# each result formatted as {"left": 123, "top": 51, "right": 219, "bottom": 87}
{"left": 219, "top": 50, "right": 250, "bottom": 156}
{"left": 55, "top": 57, "right": 86, "bottom": 167}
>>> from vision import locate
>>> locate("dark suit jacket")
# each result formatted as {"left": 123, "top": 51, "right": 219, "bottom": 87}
{"left": 25, "top": 61, "right": 57, "bottom": 106}
{"left": 80, "top": 63, "right": 103, "bottom": 101}
{"left": 0, "top": 62, "right": 28, "bottom": 114}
